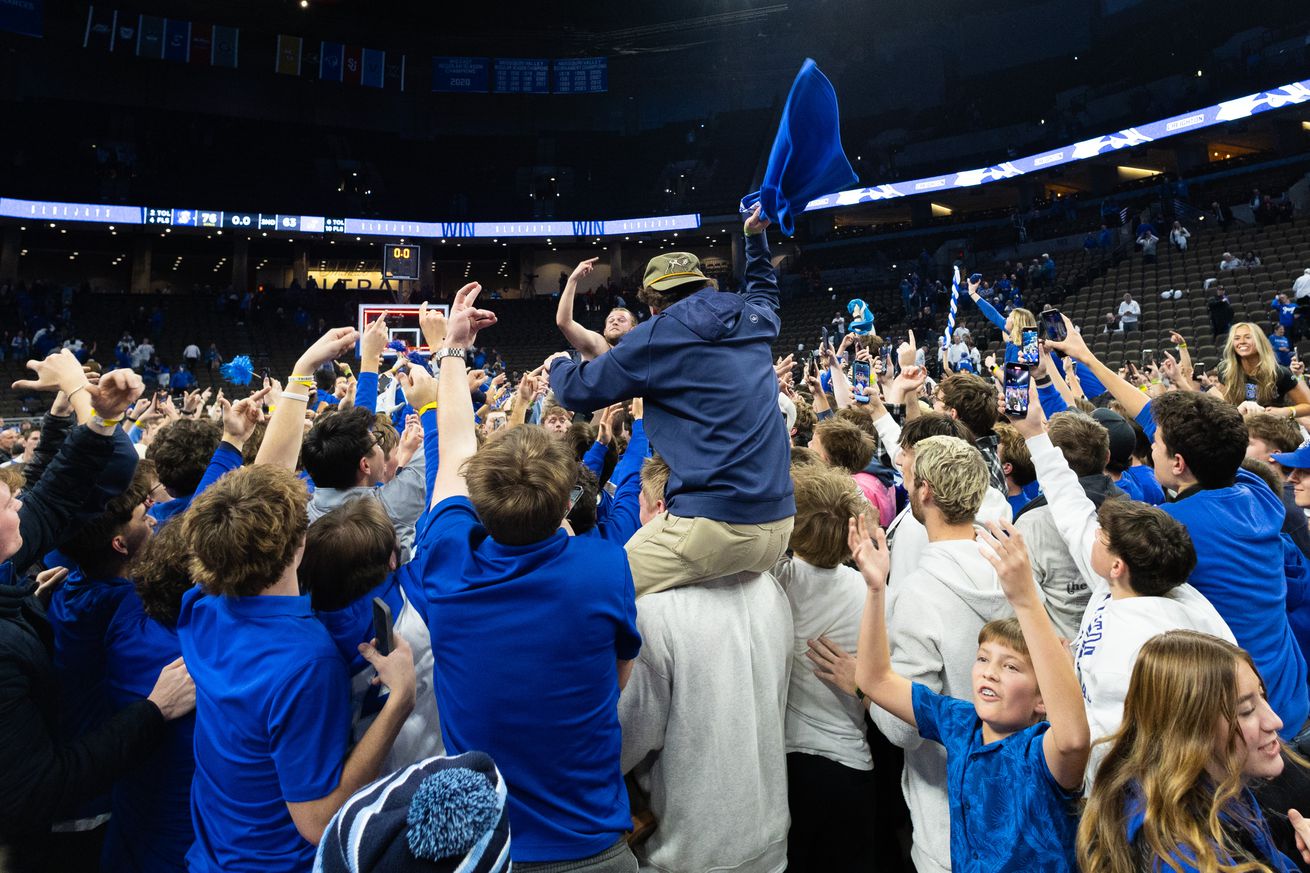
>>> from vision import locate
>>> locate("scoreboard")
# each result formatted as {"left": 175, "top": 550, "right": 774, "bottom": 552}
{"left": 382, "top": 244, "right": 420, "bottom": 280}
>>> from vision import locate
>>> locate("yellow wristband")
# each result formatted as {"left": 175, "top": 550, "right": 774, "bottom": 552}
{"left": 418, "top": 402, "right": 438, "bottom": 415}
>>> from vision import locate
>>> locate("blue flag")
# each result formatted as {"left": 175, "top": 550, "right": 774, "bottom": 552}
{"left": 740, "top": 59, "right": 856, "bottom": 236}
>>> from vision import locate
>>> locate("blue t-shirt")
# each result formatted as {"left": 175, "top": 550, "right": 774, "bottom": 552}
{"left": 177, "top": 587, "right": 351, "bottom": 873}
{"left": 1272, "top": 334, "right": 1293, "bottom": 366}
{"left": 1274, "top": 301, "right": 1298, "bottom": 328}
{"left": 912, "top": 683, "right": 1080, "bottom": 873}
{"left": 102, "top": 592, "right": 195, "bottom": 873}
{"left": 419, "top": 496, "right": 641, "bottom": 862}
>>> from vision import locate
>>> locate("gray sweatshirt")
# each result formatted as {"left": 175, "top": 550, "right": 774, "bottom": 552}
{"left": 307, "top": 449, "right": 426, "bottom": 561}
{"left": 868, "top": 540, "right": 1016, "bottom": 873}
{"left": 620, "top": 572, "right": 793, "bottom": 873}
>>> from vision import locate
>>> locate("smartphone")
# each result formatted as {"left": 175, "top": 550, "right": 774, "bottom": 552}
{"left": 1021, "top": 329, "right": 1039, "bottom": 364}
{"left": 567, "top": 484, "right": 585, "bottom": 513}
{"left": 371, "top": 597, "right": 394, "bottom": 657}
{"left": 1004, "top": 363, "right": 1031, "bottom": 418}
{"left": 852, "top": 359, "right": 872, "bottom": 400}
{"left": 820, "top": 326, "right": 830, "bottom": 352}
{"left": 1042, "top": 309, "right": 1068, "bottom": 342}
{"left": 810, "top": 349, "right": 823, "bottom": 364}
{"left": 969, "top": 272, "right": 983, "bottom": 283}
{"left": 880, "top": 344, "right": 896, "bottom": 376}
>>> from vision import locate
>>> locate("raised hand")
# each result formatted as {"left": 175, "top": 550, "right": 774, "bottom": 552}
{"left": 221, "top": 385, "right": 271, "bottom": 443}
{"left": 12, "top": 350, "right": 88, "bottom": 396}
{"left": 847, "top": 513, "right": 890, "bottom": 591}
{"left": 976, "top": 520, "right": 1040, "bottom": 608}
{"left": 466, "top": 369, "right": 487, "bottom": 393}
{"left": 418, "top": 302, "right": 447, "bottom": 350}
{"left": 743, "top": 202, "right": 770, "bottom": 234}
{"left": 570, "top": 257, "right": 600, "bottom": 283}
{"left": 360, "top": 313, "right": 390, "bottom": 362}
{"left": 295, "top": 327, "right": 360, "bottom": 376}
{"left": 891, "top": 364, "right": 927, "bottom": 404}
{"left": 897, "top": 329, "right": 918, "bottom": 370}
{"left": 446, "top": 283, "right": 497, "bottom": 347}
{"left": 398, "top": 365, "right": 437, "bottom": 410}
{"left": 1045, "top": 314, "right": 1090, "bottom": 362}
{"left": 88, "top": 369, "right": 145, "bottom": 420}
{"left": 597, "top": 402, "right": 623, "bottom": 445}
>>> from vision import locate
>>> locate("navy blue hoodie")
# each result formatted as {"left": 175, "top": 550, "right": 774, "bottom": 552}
{"left": 550, "top": 230, "right": 794, "bottom": 524}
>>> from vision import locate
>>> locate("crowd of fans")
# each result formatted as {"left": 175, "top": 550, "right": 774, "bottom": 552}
{"left": 7, "top": 196, "right": 1310, "bottom": 873}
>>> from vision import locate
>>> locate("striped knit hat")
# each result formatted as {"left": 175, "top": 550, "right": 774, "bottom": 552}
{"left": 314, "top": 751, "right": 510, "bottom": 873}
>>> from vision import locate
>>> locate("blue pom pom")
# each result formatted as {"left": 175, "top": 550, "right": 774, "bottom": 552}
{"left": 406, "top": 768, "right": 499, "bottom": 861}
{"left": 220, "top": 355, "right": 254, "bottom": 386}
{"left": 387, "top": 339, "right": 408, "bottom": 353}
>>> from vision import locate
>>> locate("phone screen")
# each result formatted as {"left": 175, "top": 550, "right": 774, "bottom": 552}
{"left": 880, "top": 344, "right": 896, "bottom": 376}
{"left": 1021, "top": 329, "right": 1039, "bottom": 364}
{"left": 852, "top": 360, "right": 872, "bottom": 397}
{"left": 1004, "top": 363, "right": 1031, "bottom": 418}
{"left": 371, "top": 597, "right": 394, "bottom": 657}
{"left": 1042, "top": 309, "right": 1068, "bottom": 342}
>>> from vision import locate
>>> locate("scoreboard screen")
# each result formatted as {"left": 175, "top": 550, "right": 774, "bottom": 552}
{"left": 382, "top": 244, "right": 420, "bottom": 280}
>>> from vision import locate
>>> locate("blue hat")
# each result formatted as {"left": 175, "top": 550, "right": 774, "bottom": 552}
{"left": 314, "top": 752, "right": 510, "bottom": 873}
{"left": 1272, "top": 444, "right": 1310, "bottom": 470}
{"left": 740, "top": 59, "right": 857, "bottom": 236}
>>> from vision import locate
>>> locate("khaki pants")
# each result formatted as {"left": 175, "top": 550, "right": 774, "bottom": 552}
{"left": 625, "top": 512, "right": 794, "bottom": 597}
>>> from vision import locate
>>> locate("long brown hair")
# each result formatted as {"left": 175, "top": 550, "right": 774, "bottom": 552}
{"left": 1218, "top": 323, "right": 1280, "bottom": 407}
{"left": 1078, "top": 631, "right": 1290, "bottom": 873}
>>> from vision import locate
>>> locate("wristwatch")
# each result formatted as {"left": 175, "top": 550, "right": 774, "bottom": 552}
{"left": 435, "top": 347, "right": 466, "bottom": 361}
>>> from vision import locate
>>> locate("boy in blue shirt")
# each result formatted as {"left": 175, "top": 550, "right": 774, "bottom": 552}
{"left": 850, "top": 511, "right": 1090, "bottom": 873}
{"left": 409, "top": 291, "right": 642, "bottom": 868}
{"left": 1272, "top": 324, "right": 1293, "bottom": 367}
{"left": 178, "top": 326, "right": 417, "bottom": 873}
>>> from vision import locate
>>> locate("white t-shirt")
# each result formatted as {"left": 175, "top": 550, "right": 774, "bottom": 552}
{"left": 1118, "top": 300, "right": 1140, "bottom": 324}
{"left": 774, "top": 556, "right": 871, "bottom": 771}
{"left": 183, "top": 344, "right": 201, "bottom": 359}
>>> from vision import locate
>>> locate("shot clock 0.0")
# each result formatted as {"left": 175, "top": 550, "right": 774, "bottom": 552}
{"left": 382, "top": 244, "right": 420, "bottom": 280}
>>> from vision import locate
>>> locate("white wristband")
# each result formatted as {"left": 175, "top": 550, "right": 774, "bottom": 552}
{"left": 279, "top": 391, "right": 310, "bottom": 403}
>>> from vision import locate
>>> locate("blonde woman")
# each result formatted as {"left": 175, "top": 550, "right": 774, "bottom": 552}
{"left": 965, "top": 275, "right": 1037, "bottom": 363}
{"left": 1078, "top": 631, "right": 1310, "bottom": 872}
{"left": 1217, "top": 323, "right": 1310, "bottom": 418}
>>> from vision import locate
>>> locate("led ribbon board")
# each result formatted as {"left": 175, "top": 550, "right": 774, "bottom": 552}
{"left": 802, "top": 78, "right": 1310, "bottom": 211}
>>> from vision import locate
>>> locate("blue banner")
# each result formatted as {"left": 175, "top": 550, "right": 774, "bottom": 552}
{"left": 493, "top": 58, "right": 549, "bottom": 94}
{"left": 163, "top": 18, "right": 189, "bottom": 62}
{"left": 360, "top": 47, "right": 385, "bottom": 88}
{"left": 211, "top": 24, "right": 237, "bottom": 67}
{"left": 431, "top": 56, "right": 488, "bottom": 93}
{"left": 320, "top": 41, "right": 344, "bottom": 82}
{"left": 553, "top": 58, "right": 607, "bottom": 94}
{"left": 0, "top": 0, "right": 42, "bottom": 37}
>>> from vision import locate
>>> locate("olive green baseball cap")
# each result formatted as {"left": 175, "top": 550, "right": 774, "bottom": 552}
{"left": 643, "top": 252, "right": 714, "bottom": 292}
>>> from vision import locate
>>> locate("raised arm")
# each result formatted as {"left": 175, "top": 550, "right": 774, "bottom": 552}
{"left": 1012, "top": 380, "right": 1101, "bottom": 585}
{"left": 355, "top": 314, "right": 389, "bottom": 415}
{"left": 966, "top": 276, "right": 1008, "bottom": 331}
{"left": 255, "top": 328, "right": 360, "bottom": 469}
{"left": 1046, "top": 314, "right": 1148, "bottom": 419}
{"left": 555, "top": 258, "right": 611, "bottom": 361}
{"left": 978, "top": 521, "right": 1090, "bottom": 790}
{"left": 420, "top": 290, "right": 496, "bottom": 507}
{"left": 849, "top": 514, "right": 916, "bottom": 728}
{"left": 741, "top": 204, "right": 781, "bottom": 328}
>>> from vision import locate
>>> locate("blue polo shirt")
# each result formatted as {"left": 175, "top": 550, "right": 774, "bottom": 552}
{"left": 177, "top": 586, "right": 351, "bottom": 873}
{"left": 102, "top": 591, "right": 195, "bottom": 873}
{"left": 419, "top": 496, "right": 640, "bottom": 863}
{"left": 912, "top": 683, "right": 1080, "bottom": 873}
